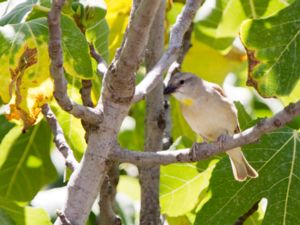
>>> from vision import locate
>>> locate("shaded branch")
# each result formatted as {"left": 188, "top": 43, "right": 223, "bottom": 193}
{"left": 89, "top": 44, "right": 108, "bottom": 76}
{"left": 42, "top": 104, "right": 79, "bottom": 171}
{"left": 133, "top": 0, "right": 204, "bottom": 103}
{"left": 112, "top": 101, "right": 300, "bottom": 165}
{"left": 98, "top": 163, "right": 121, "bottom": 225}
{"left": 80, "top": 80, "right": 94, "bottom": 107}
{"left": 234, "top": 201, "right": 259, "bottom": 225}
{"left": 47, "top": 0, "right": 102, "bottom": 124}
{"left": 139, "top": 1, "right": 166, "bottom": 224}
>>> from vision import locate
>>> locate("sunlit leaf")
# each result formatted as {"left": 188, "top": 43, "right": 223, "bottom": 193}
{"left": 195, "top": 0, "right": 290, "bottom": 53}
{"left": 160, "top": 160, "right": 216, "bottom": 216}
{"left": 0, "top": 16, "right": 93, "bottom": 128}
{"left": 0, "top": 197, "right": 52, "bottom": 225}
{"left": 240, "top": 1, "right": 300, "bottom": 97}
{"left": 105, "top": 0, "right": 132, "bottom": 62}
{"left": 51, "top": 79, "right": 87, "bottom": 159}
{"left": 117, "top": 175, "right": 140, "bottom": 201}
{"left": 182, "top": 36, "right": 246, "bottom": 85}
{"left": 166, "top": 215, "right": 192, "bottom": 225}
{"left": 0, "top": 121, "right": 57, "bottom": 201}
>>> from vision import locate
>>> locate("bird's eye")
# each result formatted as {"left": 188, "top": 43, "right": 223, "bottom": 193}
{"left": 179, "top": 80, "right": 185, "bottom": 85}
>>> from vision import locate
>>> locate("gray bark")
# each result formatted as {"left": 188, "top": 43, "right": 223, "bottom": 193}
{"left": 139, "top": 1, "right": 165, "bottom": 225}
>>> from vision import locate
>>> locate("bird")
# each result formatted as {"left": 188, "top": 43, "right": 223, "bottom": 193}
{"left": 164, "top": 72, "right": 258, "bottom": 181}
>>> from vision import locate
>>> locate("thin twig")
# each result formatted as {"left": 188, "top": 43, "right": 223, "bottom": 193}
{"left": 47, "top": 0, "right": 103, "bottom": 124}
{"left": 89, "top": 44, "right": 108, "bottom": 76}
{"left": 42, "top": 104, "right": 79, "bottom": 171}
{"left": 80, "top": 80, "right": 94, "bottom": 107}
{"left": 111, "top": 101, "right": 300, "bottom": 165}
{"left": 234, "top": 201, "right": 259, "bottom": 225}
{"left": 132, "top": 0, "right": 204, "bottom": 103}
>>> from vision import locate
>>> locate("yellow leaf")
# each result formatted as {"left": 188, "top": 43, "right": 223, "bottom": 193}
{"left": 105, "top": 0, "right": 132, "bottom": 62}
{"left": 182, "top": 36, "right": 246, "bottom": 84}
{"left": 0, "top": 35, "right": 53, "bottom": 129}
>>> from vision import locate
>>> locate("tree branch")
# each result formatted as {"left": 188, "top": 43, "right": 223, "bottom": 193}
{"left": 139, "top": 1, "right": 165, "bottom": 224}
{"left": 112, "top": 101, "right": 300, "bottom": 165}
{"left": 100, "top": 0, "right": 162, "bottom": 104}
{"left": 42, "top": 104, "right": 79, "bottom": 171}
{"left": 56, "top": 210, "right": 73, "bottom": 225}
{"left": 89, "top": 44, "right": 108, "bottom": 76}
{"left": 47, "top": 0, "right": 102, "bottom": 124}
{"left": 98, "top": 163, "right": 121, "bottom": 225}
{"left": 132, "top": 0, "right": 204, "bottom": 103}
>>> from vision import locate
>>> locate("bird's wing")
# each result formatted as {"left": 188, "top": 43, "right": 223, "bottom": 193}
{"left": 207, "top": 81, "right": 242, "bottom": 134}
{"left": 210, "top": 83, "right": 227, "bottom": 97}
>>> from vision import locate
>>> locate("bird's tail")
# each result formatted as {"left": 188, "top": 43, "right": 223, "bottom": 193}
{"left": 226, "top": 148, "right": 258, "bottom": 182}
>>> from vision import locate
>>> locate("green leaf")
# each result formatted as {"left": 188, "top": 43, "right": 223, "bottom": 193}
{"left": 61, "top": 15, "right": 94, "bottom": 79}
{"left": 194, "top": 127, "right": 300, "bottom": 224}
{"left": 53, "top": 103, "right": 87, "bottom": 160}
{"left": 71, "top": 0, "right": 109, "bottom": 61}
{"left": 0, "top": 121, "right": 57, "bottom": 201}
{"left": 195, "top": 0, "right": 289, "bottom": 53}
{"left": 0, "top": 115, "right": 14, "bottom": 142}
{"left": 86, "top": 19, "right": 109, "bottom": 61}
{"left": 73, "top": 0, "right": 106, "bottom": 28}
{"left": 234, "top": 101, "right": 256, "bottom": 130}
{"left": 160, "top": 160, "right": 217, "bottom": 216}
{"left": 240, "top": 1, "right": 300, "bottom": 97}
{"left": 0, "top": 197, "right": 51, "bottom": 225}
{"left": 0, "top": 208, "right": 16, "bottom": 225}
{"left": 0, "top": 0, "right": 37, "bottom": 26}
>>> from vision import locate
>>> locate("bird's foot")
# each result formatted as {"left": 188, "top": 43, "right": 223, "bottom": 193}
{"left": 217, "top": 134, "right": 228, "bottom": 149}
{"left": 191, "top": 143, "right": 198, "bottom": 160}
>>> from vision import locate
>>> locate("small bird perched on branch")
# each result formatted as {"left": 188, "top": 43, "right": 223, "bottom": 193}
{"left": 164, "top": 72, "right": 258, "bottom": 181}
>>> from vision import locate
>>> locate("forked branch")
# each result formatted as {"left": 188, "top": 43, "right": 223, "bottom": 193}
{"left": 47, "top": 0, "right": 102, "bottom": 124}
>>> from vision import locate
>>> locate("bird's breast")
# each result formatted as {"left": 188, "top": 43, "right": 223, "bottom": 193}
{"left": 180, "top": 99, "right": 238, "bottom": 141}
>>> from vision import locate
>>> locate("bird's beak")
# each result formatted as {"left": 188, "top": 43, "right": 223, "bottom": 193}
{"left": 164, "top": 84, "right": 177, "bottom": 95}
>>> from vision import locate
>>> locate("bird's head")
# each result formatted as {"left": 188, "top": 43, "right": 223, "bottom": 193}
{"left": 164, "top": 72, "right": 202, "bottom": 104}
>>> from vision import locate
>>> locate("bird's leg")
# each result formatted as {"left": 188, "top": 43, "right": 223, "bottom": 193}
{"left": 217, "top": 131, "right": 229, "bottom": 150}
{"left": 191, "top": 136, "right": 209, "bottom": 160}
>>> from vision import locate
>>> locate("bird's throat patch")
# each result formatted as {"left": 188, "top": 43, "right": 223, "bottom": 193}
{"left": 181, "top": 98, "right": 193, "bottom": 106}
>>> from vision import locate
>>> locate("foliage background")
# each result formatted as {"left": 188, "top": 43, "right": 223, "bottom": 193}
{"left": 0, "top": 0, "right": 299, "bottom": 225}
